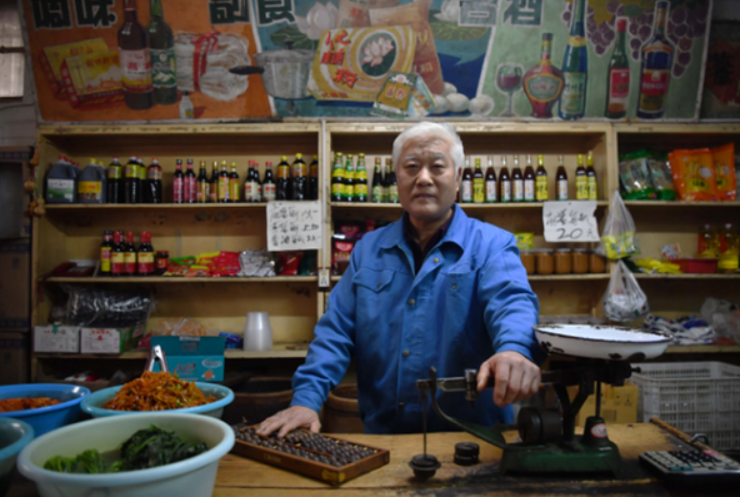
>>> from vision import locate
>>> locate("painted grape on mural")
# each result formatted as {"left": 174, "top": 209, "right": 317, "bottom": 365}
{"left": 21, "top": 0, "right": 712, "bottom": 122}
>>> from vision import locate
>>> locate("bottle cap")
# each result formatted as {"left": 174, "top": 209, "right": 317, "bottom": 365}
{"left": 141, "top": 232, "right": 151, "bottom": 243}
{"left": 126, "top": 231, "right": 134, "bottom": 242}
{"left": 152, "top": 158, "right": 159, "bottom": 163}
{"left": 295, "top": 153, "right": 303, "bottom": 159}
{"left": 114, "top": 231, "right": 122, "bottom": 243}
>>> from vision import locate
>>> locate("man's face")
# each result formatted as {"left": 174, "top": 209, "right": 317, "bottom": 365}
{"left": 397, "top": 133, "right": 458, "bottom": 222}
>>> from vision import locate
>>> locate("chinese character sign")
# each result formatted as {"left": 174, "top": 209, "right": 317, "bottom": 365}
{"left": 542, "top": 201, "right": 599, "bottom": 243}
{"left": 267, "top": 201, "right": 322, "bottom": 252}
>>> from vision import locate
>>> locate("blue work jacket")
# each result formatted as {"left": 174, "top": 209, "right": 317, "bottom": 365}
{"left": 291, "top": 206, "right": 542, "bottom": 433}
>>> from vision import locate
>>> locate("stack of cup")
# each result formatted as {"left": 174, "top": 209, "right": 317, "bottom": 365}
{"left": 244, "top": 312, "right": 273, "bottom": 351}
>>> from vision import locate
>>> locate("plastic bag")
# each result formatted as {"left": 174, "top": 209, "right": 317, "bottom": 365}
{"left": 701, "top": 298, "right": 740, "bottom": 344}
{"left": 670, "top": 148, "right": 718, "bottom": 202}
{"left": 151, "top": 318, "right": 219, "bottom": 337}
{"left": 600, "top": 190, "right": 638, "bottom": 260}
{"left": 618, "top": 151, "right": 656, "bottom": 200}
{"left": 602, "top": 260, "right": 649, "bottom": 322}
{"left": 62, "top": 285, "right": 154, "bottom": 327}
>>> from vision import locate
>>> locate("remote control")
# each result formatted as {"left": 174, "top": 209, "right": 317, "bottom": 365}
{"left": 640, "top": 449, "right": 740, "bottom": 489}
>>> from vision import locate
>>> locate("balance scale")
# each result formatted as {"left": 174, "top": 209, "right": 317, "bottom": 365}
{"left": 410, "top": 325, "right": 673, "bottom": 477}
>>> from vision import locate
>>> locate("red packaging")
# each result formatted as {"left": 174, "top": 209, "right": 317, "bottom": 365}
{"left": 279, "top": 252, "right": 303, "bottom": 275}
{"left": 332, "top": 234, "right": 357, "bottom": 275}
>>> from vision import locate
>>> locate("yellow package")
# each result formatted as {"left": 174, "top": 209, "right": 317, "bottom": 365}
{"left": 712, "top": 143, "right": 737, "bottom": 201}
{"left": 672, "top": 148, "right": 718, "bottom": 202}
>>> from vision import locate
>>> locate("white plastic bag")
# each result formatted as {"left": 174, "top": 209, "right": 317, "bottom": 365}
{"left": 701, "top": 298, "right": 740, "bottom": 343}
{"left": 603, "top": 260, "right": 649, "bottom": 322}
{"left": 600, "top": 190, "right": 639, "bottom": 259}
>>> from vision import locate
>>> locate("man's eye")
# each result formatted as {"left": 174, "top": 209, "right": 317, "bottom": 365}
{"left": 433, "top": 164, "right": 445, "bottom": 169}
{"left": 406, "top": 164, "right": 419, "bottom": 169}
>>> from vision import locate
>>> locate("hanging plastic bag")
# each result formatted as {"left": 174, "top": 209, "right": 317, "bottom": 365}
{"left": 603, "top": 260, "right": 650, "bottom": 322}
{"left": 600, "top": 190, "right": 638, "bottom": 259}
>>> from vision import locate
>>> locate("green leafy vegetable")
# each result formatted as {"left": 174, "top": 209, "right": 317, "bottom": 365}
{"left": 43, "top": 450, "right": 115, "bottom": 474}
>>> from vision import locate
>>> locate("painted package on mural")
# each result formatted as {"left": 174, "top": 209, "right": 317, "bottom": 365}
{"left": 700, "top": 20, "right": 740, "bottom": 120}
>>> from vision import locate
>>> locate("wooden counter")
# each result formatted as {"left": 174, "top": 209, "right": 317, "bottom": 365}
{"left": 10, "top": 422, "right": 735, "bottom": 496}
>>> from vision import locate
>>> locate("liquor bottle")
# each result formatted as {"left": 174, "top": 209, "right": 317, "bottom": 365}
{"left": 292, "top": 153, "right": 307, "bottom": 201}
{"left": 196, "top": 161, "right": 208, "bottom": 203}
{"left": 137, "top": 231, "right": 155, "bottom": 276}
{"left": 512, "top": 155, "right": 524, "bottom": 202}
{"left": 344, "top": 154, "right": 355, "bottom": 202}
{"left": 637, "top": 1, "right": 674, "bottom": 119}
{"left": 172, "top": 159, "right": 184, "bottom": 203}
{"left": 473, "top": 157, "right": 484, "bottom": 203}
{"left": 100, "top": 230, "right": 113, "bottom": 276}
{"left": 145, "top": 158, "right": 163, "bottom": 203}
{"left": 331, "top": 153, "right": 345, "bottom": 202}
{"left": 148, "top": 0, "right": 177, "bottom": 105}
{"left": 118, "top": 0, "right": 153, "bottom": 110}
{"left": 253, "top": 162, "right": 262, "bottom": 202}
{"left": 135, "top": 158, "right": 146, "bottom": 203}
{"left": 559, "top": 0, "right": 587, "bottom": 120}
{"left": 355, "top": 153, "right": 368, "bottom": 202}
{"left": 184, "top": 158, "right": 196, "bottom": 203}
{"left": 575, "top": 154, "right": 588, "bottom": 200}
{"left": 535, "top": 155, "right": 548, "bottom": 201}
{"left": 208, "top": 161, "right": 219, "bottom": 203}
{"left": 107, "top": 157, "right": 122, "bottom": 204}
{"left": 556, "top": 155, "right": 569, "bottom": 200}
{"left": 218, "top": 161, "right": 230, "bottom": 203}
{"left": 524, "top": 154, "right": 536, "bottom": 202}
{"left": 387, "top": 160, "right": 398, "bottom": 203}
{"left": 605, "top": 18, "right": 629, "bottom": 119}
{"left": 124, "top": 231, "right": 137, "bottom": 276}
{"left": 244, "top": 161, "right": 255, "bottom": 202}
{"left": 586, "top": 151, "right": 598, "bottom": 200}
{"left": 124, "top": 156, "right": 140, "bottom": 204}
{"left": 309, "top": 155, "right": 319, "bottom": 200}
{"left": 499, "top": 156, "right": 511, "bottom": 203}
{"left": 485, "top": 155, "right": 497, "bottom": 203}
{"left": 383, "top": 158, "right": 392, "bottom": 203}
{"left": 371, "top": 157, "right": 383, "bottom": 203}
{"left": 276, "top": 156, "right": 291, "bottom": 201}
{"left": 180, "top": 91, "right": 194, "bottom": 119}
{"left": 229, "top": 162, "right": 240, "bottom": 202}
{"left": 523, "top": 33, "right": 563, "bottom": 118}
{"left": 111, "top": 231, "right": 125, "bottom": 276}
{"left": 461, "top": 155, "right": 473, "bottom": 203}
{"left": 262, "top": 161, "right": 276, "bottom": 202}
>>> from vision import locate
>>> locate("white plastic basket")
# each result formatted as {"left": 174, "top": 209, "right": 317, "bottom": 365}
{"left": 631, "top": 362, "right": 740, "bottom": 451}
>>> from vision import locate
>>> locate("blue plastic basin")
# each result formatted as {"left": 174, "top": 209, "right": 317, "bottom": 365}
{"left": 0, "top": 384, "right": 90, "bottom": 438}
{"left": 0, "top": 418, "right": 34, "bottom": 497}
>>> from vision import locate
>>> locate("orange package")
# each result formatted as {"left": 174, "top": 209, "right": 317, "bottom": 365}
{"left": 712, "top": 143, "right": 737, "bottom": 201}
{"left": 670, "top": 148, "right": 718, "bottom": 202}
{"left": 668, "top": 152, "right": 683, "bottom": 199}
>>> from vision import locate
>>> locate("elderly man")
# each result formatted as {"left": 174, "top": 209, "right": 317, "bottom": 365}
{"left": 259, "top": 122, "right": 543, "bottom": 437}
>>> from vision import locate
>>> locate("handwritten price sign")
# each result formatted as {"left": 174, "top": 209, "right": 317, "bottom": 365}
{"left": 267, "top": 201, "right": 323, "bottom": 252}
{"left": 543, "top": 201, "right": 600, "bottom": 243}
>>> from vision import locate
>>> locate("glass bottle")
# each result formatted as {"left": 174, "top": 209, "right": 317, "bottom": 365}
{"left": 354, "top": 153, "right": 368, "bottom": 202}
{"left": 344, "top": 154, "right": 355, "bottom": 202}
{"left": 100, "top": 230, "right": 113, "bottom": 276}
{"left": 524, "top": 154, "right": 536, "bottom": 202}
{"left": 184, "top": 158, "right": 196, "bottom": 203}
{"left": 111, "top": 231, "right": 125, "bottom": 276}
{"left": 386, "top": 160, "right": 398, "bottom": 203}
{"left": 556, "top": 155, "right": 569, "bottom": 201}
{"left": 208, "top": 161, "right": 219, "bottom": 203}
{"left": 107, "top": 157, "right": 122, "bottom": 204}
{"left": 276, "top": 156, "right": 291, "bottom": 201}
{"left": 148, "top": 0, "right": 177, "bottom": 105}
{"left": 536, "top": 154, "right": 548, "bottom": 201}
{"left": 473, "top": 157, "right": 485, "bottom": 203}
{"left": 137, "top": 231, "right": 155, "bottom": 276}
{"left": 292, "top": 153, "right": 307, "bottom": 201}
{"left": 229, "top": 162, "right": 240, "bottom": 202}
{"left": 124, "top": 156, "right": 140, "bottom": 204}
{"left": 499, "top": 156, "right": 511, "bottom": 203}
{"left": 575, "top": 154, "right": 588, "bottom": 200}
{"left": 586, "top": 151, "right": 598, "bottom": 200}
{"left": 118, "top": 0, "right": 153, "bottom": 110}
{"left": 371, "top": 157, "right": 383, "bottom": 203}
{"left": 331, "top": 153, "right": 345, "bottom": 202}
{"left": 218, "top": 161, "right": 230, "bottom": 203}
{"left": 145, "top": 157, "right": 163, "bottom": 203}
{"left": 309, "top": 155, "right": 319, "bottom": 200}
{"left": 512, "top": 155, "right": 524, "bottom": 202}
{"left": 485, "top": 155, "right": 497, "bottom": 203}
{"left": 124, "top": 231, "right": 137, "bottom": 276}
{"left": 172, "top": 159, "right": 184, "bottom": 204}
{"left": 461, "top": 155, "right": 473, "bottom": 203}
{"left": 262, "top": 161, "right": 276, "bottom": 202}
{"left": 196, "top": 161, "right": 208, "bottom": 203}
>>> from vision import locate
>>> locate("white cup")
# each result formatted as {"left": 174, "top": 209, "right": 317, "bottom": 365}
{"left": 243, "top": 311, "right": 273, "bottom": 351}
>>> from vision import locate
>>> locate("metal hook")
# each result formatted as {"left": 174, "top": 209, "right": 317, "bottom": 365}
{"left": 145, "top": 344, "right": 169, "bottom": 373}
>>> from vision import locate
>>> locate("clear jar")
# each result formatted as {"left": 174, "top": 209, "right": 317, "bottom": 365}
{"left": 521, "top": 249, "right": 536, "bottom": 275}
{"left": 536, "top": 249, "right": 554, "bottom": 275}
{"left": 572, "top": 248, "right": 588, "bottom": 274}
{"left": 555, "top": 248, "right": 572, "bottom": 274}
{"left": 589, "top": 250, "right": 607, "bottom": 273}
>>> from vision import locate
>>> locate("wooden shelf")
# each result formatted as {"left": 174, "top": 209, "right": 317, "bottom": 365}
{"left": 45, "top": 276, "right": 318, "bottom": 284}
{"left": 35, "top": 342, "right": 310, "bottom": 360}
{"left": 331, "top": 201, "right": 608, "bottom": 209}
{"left": 45, "top": 203, "right": 268, "bottom": 210}
{"left": 665, "top": 345, "right": 740, "bottom": 354}
{"left": 634, "top": 273, "right": 740, "bottom": 280}
{"left": 623, "top": 201, "right": 740, "bottom": 208}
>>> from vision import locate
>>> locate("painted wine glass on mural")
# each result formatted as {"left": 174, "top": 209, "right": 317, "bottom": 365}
{"left": 496, "top": 63, "right": 523, "bottom": 118}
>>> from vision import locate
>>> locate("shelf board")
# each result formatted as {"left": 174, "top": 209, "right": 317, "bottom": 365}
{"left": 331, "top": 201, "right": 608, "bottom": 209}
{"left": 45, "top": 203, "right": 268, "bottom": 210}
{"left": 34, "top": 342, "right": 310, "bottom": 360}
{"left": 665, "top": 345, "right": 740, "bottom": 354}
{"left": 634, "top": 273, "right": 740, "bottom": 280}
{"left": 45, "top": 276, "right": 318, "bottom": 284}
{"left": 330, "top": 274, "right": 610, "bottom": 282}
{"left": 623, "top": 201, "right": 740, "bottom": 208}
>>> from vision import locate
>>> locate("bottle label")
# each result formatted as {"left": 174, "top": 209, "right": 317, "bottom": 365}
{"left": 173, "top": 177, "right": 183, "bottom": 202}
{"left": 473, "top": 178, "right": 485, "bottom": 203}
{"left": 588, "top": 177, "right": 597, "bottom": 200}
{"left": 558, "top": 179, "right": 569, "bottom": 200}
{"left": 100, "top": 248, "right": 111, "bottom": 273}
{"left": 355, "top": 184, "right": 367, "bottom": 197}
{"left": 119, "top": 49, "right": 153, "bottom": 93}
{"left": 536, "top": 176, "right": 548, "bottom": 201}
{"left": 485, "top": 180, "right": 497, "bottom": 202}
{"left": 138, "top": 252, "right": 155, "bottom": 274}
{"left": 332, "top": 183, "right": 344, "bottom": 199}
{"left": 147, "top": 168, "right": 162, "bottom": 180}
{"left": 78, "top": 181, "right": 101, "bottom": 195}
{"left": 639, "top": 69, "right": 670, "bottom": 113}
{"left": 389, "top": 184, "right": 399, "bottom": 203}
{"left": 263, "top": 183, "right": 276, "bottom": 201}
{"left": 137, "top": 165, "right": 146, "bottom": 180}
{"left": 125, "top": 165, "right": 138, "bottom": 178}
{"left": 111, "top": 252, "right": 124, "bottom": 274}
{"left": 576, "top": 176, "right": 588, "bottom": 200}
{"left": 156, "top": 256, "right": 168, "bottom": 270}
{"left": 230, "top": 178, "right": 239, "bottom": 201}
{"left": 561, "top": 72, "right": 586, "bottom": 115}
{"left": 219, "top": 177, "right": 230, "bottom": 201}
{"left": 501, "top": 181, "right": 511, "bottom": 202}
{"left": 525, "top": 73, "right": 562, "bottom": 103}
{"left": 124, "top": 252, "right": 137, "bottom": 274}
{"left": 513, "top": 180, "right": 524, "bottom": 201}
{"left": 208, "top": 186, "right": 218, "bottom": 203}
{"left": 344, "top": 184, "right": 354, "bottom": 199}
{"left": 150, "top": 48, "right": 176, "bottom": 89}
{"left": 47, "top": 179, "right": 75, "bottom": 201}
{"left": 567, "top": 35, "right": 586, "bottom": 48}
{"left": 245, "top": 181, "right": 253, "bottom": 200}
{"left": 372, "top": 185, "right": 383, "bottom": 203}
{"left": 182, "top": 177, "right": 194, "bottom": 202}
{"left": 461, "top": 180, "right": 473, "bottom": 202}
{"left": 197, "top": 182, "right": 208, "bottom": 203}
{"left": 524, "top": 179, "right": 535, "bottom": 201}
{"left": 108, "top": 167, "right": 121, "bottom": 179}
{"left": 609, "top": 68, "right": 630, "bottom": 101}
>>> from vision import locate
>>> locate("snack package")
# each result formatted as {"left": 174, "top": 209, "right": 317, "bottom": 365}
{"left": 618, "top": 150, "right": 656, "bottom": 200}
{"left": 278, "top": 252, "right": 303, "bottom": 275}
{"left": 39, "top": 38, "right": 109, "bottom": 99}
{"left": 646, "top": 153, "right": 677, "bottom": 200}
{"left": 712, "top": 143, "right": 737, "bottom": 201}
{"left": 332, "top": 233, "right": 358, "bottom": 275}
{"left": 670, "top": 148, "right": 718, "bottom": 202}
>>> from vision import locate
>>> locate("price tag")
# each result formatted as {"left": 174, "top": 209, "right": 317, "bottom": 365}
{"left": 267, "top": 201, "right": 323, "bottom": 252}
{"left": 318, "top": 268, "right": 330, "bottom": 289}
{"left": 543, "top": 201, "right": 600, "bottom": 243}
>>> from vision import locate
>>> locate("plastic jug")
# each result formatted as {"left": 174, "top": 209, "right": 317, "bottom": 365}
{"left": 45, "top": 156, "right": 78, "bottom": 204}
{"left": 78, "top": 159, "right": 107, "bottom": 204}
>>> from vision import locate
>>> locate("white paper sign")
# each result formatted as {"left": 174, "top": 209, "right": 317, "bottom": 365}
{"left": 543, "top": 201, "right": 600, "bottom": 243}
{"left": 267, "top": 201, "right": 322, "bottom": 252}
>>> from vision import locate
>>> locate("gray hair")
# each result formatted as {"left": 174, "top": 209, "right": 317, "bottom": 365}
{"left": 391, "top": 122, "right": 464, "bottom": 174}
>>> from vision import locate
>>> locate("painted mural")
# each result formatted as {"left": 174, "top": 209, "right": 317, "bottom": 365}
{"left": 21, "top": 0, "right": 713, "bottom": 122}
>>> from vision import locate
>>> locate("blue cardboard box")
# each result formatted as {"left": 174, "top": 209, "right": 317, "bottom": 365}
{"left": 151, "top": 336, "right": 225, "bottom": 382}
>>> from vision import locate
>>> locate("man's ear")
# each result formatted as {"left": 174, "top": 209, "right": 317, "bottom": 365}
{"left": 455, "top": 167, "right": 462, "bottom": 192}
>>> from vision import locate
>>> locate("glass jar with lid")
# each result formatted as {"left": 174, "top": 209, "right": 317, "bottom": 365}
{"left": 536, "top": 249, "right": 555, "bottom": 275}
{"left": 555, "top": 248, "right": 572, "bottom": 274}
{"left": 521, "top": 249, "right": 536, "bottom": 275}
{"left": 589, "top": 250, "right": 607, "bottom": 273}
{"left": 572, "top": 248, "right": 588, "bottom": 274}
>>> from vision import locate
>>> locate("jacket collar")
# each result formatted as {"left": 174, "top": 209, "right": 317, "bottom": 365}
{"left": 379, "top": 204, "right": 468, "bottom": 252}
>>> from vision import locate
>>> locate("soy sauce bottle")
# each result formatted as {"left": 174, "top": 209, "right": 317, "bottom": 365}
{"left": 184, "top": 158, "right": 197, "bottom": 203}
{"left": 100, "top": 230, "right": 113, "bottom": 276}
{"left": 107, "top": 157, "right": 122, "bottom": 204}
{"left": 499, "top": 156, "right": 511, "bottom": 203}
{"left": 124, "top": 231, "right": 137, "bottom": 276}
{"left": 111, "top": 231, "right": 125, "bottom": 276}
{"left": 461, "top": 155, "right": 473, "bottom": 203}
{"left": 229, "top": 162, "right": 240, "bottom": 202}
{"left": 209, "top": 161, "right": 219, "bottom": 203}
{"left": 485, "top": 155, "right": 497, "bottom": 203}
{"left": 309, "top": 154, "right": 319, "bottom": 200}
{"left": 262, "top": 161, "right": 276, "bottom": 202}
{"left": 137, "top": 231, "right": 155, "bottom": 276}
{"left": 124, "top": 156, "right": 140, "bottom": 204}
{"left": 172, "top": 159, "right": 184, "bottom": 203}
{"left": 512, "top": 155, "right": 524, "bottom": 202}
{"left": 145, "top": 158, "right": 163, "bottom": 203}
{"left": 196, "top": 161, "right": 209, "bottom": 203}
{"left": 524, "top": 154, "right": 536, "bottom": 202}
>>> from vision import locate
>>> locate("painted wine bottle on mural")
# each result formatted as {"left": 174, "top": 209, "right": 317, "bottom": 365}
{"left": 523, "top": 33, "right": 563, "bottom": 119}
{"left": 148, "top": 0, "right": 177, "bottom": 105}
{"left": 559, "top": 0, "right": 587, "bottom": 120}
{"left": 637, "top": 1, "right": 674, "bottom": 119}
{"left": 118, "top": 0, "right": 154, "bottom": 110}
{"left": 605, "top": 18, "right": 629, "bottom": 119}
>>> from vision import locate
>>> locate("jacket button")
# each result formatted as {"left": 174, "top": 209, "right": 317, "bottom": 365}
{"left": 434, "top": 258, "right": 439, "bottom": 263}
{"left": 408, "top": 299, "right": 415, "bottom": 306}
{"left": 403, "top": 349, "right": 410, "bottom": 357}
{"left": 377, "top": 282, "right": 382, "bottom": 288}
{"left": 452, "top": 285, "right": 457, "bottom": 290}
{"left": 398, "top": 402, "right": 405, "bottom": 408}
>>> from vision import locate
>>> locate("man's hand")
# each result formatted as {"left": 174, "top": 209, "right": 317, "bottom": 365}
{"left": 476, "top": 351, "right": 541, "bottom": 408}
{"left": 256, "top": 405, "right": 321, "bottom": 438}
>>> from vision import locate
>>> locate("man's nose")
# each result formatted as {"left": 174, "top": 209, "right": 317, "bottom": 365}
{"left": 416, "top": 165, "right": 433, "bottom": 185}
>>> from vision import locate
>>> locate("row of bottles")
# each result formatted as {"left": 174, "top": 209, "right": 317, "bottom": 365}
{"left": 697, "top": 224, "right": 739, "bottom": 273}
{"left": 100, "top": 230, "right": 155, "bottom": 276}
{"left": 331, "top": 153, "right": 398, "bottom": 203}
{"left": 459, "top": 153, "right": 598, "bottom": 203}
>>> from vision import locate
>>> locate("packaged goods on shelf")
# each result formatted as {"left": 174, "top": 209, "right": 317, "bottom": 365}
{"left": 62, "top": 285, "right": 153, "bottom": 328}
{"left": 670, "top": 148, "right": 718, "bottom": 202}
{"left": 711, "top": 144, "right": 736, "bottom": 202}
{"left": 34, "top": 326, "right": 80, "bottom": 353}
{"left": 151, "top": 335, "right": 226, "bottom": 382}
{"left": 618, "top": 151, "right": 657, "bottom": 200}
{"left": 701, "top": 298, "right": 740, "bottom": 345}
{"left": 80, "top": 325, "right": 144, "bottom": 354}
{"left": 238, "top": 250, "right": 276, "bottom": 277}
{"left": 643, "top": 314, "right": 716, "bottom": 346}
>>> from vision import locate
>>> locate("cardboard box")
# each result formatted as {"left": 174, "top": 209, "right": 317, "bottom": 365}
{"left": 0, "top": 239, "right": 30, "bottom": 331}
{"left": 0, "top": 332, "right": 29, "bottom": 384}
{"left": 60, "top": 51, "right": 124, "bottom": 109}
{"left": 80, "top": 325, "right": 145, "bottom": 354}
{"left": 568, "top": 381, "right": 638, "bottom": 425}
{"left": 151, "top": 336, "right": 225, "bottom": 382}
{"left": 33, "top": 325, "right": 80, "bottom": 353}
